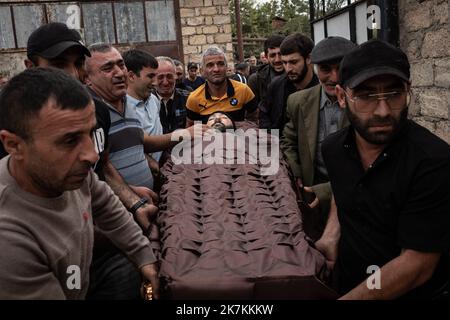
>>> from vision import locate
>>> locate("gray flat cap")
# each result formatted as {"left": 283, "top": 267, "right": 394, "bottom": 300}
{"left": 311, "top": 36, "right": 356, "bottom": 64}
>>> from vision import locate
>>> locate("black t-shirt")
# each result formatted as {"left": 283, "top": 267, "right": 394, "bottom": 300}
{"left": 159, "top": 89, "right": 188, "bottom": 134}
{"left": 322, "top": 120, "right": 450, "bottom": 298}
{"left": 183, "top": 76, "right": 205, "bottom": 91}
{"left": 88, "top": 89, "right": 111, "bottom": 181}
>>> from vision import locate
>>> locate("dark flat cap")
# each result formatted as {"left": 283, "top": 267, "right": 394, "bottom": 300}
{"left": 311, "top": 36, "right": 356, "bottom": 64}
{"left": 339, "top": 39, "right": 410, "bottom": 89}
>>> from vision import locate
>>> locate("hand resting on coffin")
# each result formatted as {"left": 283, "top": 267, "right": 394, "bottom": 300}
{"left": 140, "top": 263, "right": 160, "bottom": 300}
{"left": 129, "top": 185, "right": 159, "bottom": 232}
{"left": 295, "top": 178, "right": 320, "bottom": 210}
{"left": 314, "top": 195, "right": 340, "bottom": 273}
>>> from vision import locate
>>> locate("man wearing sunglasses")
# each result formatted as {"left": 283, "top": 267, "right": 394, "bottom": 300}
{"left": 317, "top": 40, "right": 450, "bottom": 299}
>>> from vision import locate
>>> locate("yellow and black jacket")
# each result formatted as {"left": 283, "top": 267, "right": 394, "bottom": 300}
{"left": 186, "top": 79, "right": 256, "bottom": 123}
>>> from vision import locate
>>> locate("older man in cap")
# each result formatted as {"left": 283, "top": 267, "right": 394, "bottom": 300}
{"left": 318, "top": 39, "right": 450, "bottom": 299}
{"left": 281, "top": 37, "right": 356, "bottom": 241}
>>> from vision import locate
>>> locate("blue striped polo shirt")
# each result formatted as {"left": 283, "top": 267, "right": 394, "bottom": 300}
{"left": 107, "top": 97, "right": 154, "bottom": 189}
{"left": 127, "top": 94, "right": 163, "bottom": 162}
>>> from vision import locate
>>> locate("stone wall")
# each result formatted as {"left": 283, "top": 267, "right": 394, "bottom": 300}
{"left": 179, "top": 0, "right": 234, "bottom": 66}
{"left": 0, "top": 53, "right": 26, "bottom": 79}
{"left": 399, "top": 0, "right": 450, "bottom": 143}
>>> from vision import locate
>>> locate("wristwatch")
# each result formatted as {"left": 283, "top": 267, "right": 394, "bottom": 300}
{"left": 129, "top": 198, "right": 148, "bottom": 215}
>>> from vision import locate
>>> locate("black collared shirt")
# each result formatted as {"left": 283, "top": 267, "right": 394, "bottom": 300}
{"left": 322, "top": 120, "right": 450, "bottom": 298}
{"left": 85, "top": 87, "right": 111, "bottom": 180}
{"left": 260, "top": 73, "right": 319, "bottom": 130}
{"left": 159, "top": 88, "right": 188, "bottom": 134}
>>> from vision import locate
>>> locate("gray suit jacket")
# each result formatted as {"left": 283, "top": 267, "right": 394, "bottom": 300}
{"left": 281, "top": 84, "right": 349, "bottom": 210}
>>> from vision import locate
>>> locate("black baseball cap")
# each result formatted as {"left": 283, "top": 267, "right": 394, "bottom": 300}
{"left": 339, "top": 39, "right": 410, "bottom": 89}
{"left": 187, "top": 62, "right": 198, "bottom": 70}
{"left": 27, "top": 22, "right": 90, "bottom": 60}
{"left": 311, "top": 36, "right": 356, "bottom": 64}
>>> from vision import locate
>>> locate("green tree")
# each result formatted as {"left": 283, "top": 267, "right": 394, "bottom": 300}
{"left": 309, "top": 0, "right": 348, "bottom": 20}
{"left": 229, "top": 0, "right": 348, "bottom": 58}
{"left": 230, "top": 0, "right": 316, "bottom": 38}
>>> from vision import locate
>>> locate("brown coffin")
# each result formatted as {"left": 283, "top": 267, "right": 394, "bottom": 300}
{"left": 151, "top": 123, "right": 337, "bottom": 300}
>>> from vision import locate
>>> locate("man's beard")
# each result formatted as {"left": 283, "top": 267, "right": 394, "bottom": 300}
{"left": 212, "top": 121, "right": 229, "bottom": 132}
{"left": 345, "top": 102, "right": 408, "bottom": 145}
{"left": 289, "top": 62, "right": 308, "bottom": 84}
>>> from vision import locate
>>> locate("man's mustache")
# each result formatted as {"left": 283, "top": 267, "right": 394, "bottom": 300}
{"left": 112, "top": 78, "right": 125, "bottom": 84}
{"left": 367, "top": 116, "right": 396, "bottom": 127}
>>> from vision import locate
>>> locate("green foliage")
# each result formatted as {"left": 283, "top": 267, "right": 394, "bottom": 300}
{"left": 229, "top": 0, "right": 311, "bottom": 38}
{"left": 229, "top": 0, "right": 348, "bottom": 36}
{"left": 229, "top": 0, "right": 348, "bottom": 59}
{"left": 309, "top": 0, "right": 349, "bottom": 20}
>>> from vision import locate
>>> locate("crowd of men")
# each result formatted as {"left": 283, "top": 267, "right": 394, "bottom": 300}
{"left": 0, "top": 22, "right": 448, "bottom": 300}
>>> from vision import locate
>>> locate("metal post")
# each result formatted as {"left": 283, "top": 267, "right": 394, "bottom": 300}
{"left": 379, "top": 0, "right": 399, "bottom": 46}
{"left": 234, "top": 0, "right": 244, "bottom": 63}
{"left": 309, "top": 0, "right": 315, "bottom": 21}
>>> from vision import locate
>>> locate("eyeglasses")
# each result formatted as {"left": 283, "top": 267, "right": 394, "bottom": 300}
{"left": 344, "top": 90, "right": 410, "bottom": 113}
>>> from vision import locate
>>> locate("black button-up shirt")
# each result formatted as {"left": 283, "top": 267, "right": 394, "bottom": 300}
{"left": 158, "top": 88, "right": 188, "bottom": 134}
{"left": 322, "top": 120, "right": 450, "bottom": 298}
